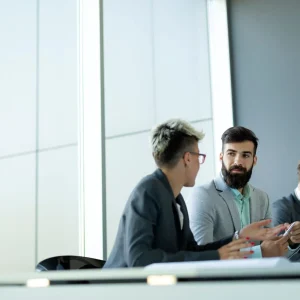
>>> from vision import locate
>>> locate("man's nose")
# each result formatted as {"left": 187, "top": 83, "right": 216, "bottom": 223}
{"left": 234, "top": 154, "right": 243, "bottom": 165}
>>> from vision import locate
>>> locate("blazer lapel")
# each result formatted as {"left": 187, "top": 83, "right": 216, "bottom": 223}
{"left": 153, "top": 169, "right": 182, "bottom": 246}
{"left": 175, "top": 195, "right": 187, "bottom": 248}
{"left": 249, "top": 185, "right": 259, "bottom": 223}
{"left": 172, "top": 198, "right": 182, "bottom": 236}
{"left": 248, "top": 183, "right": 265, "bottom": 223}
{"left": 214, "top": 175, "right": 241, "bottom": 231}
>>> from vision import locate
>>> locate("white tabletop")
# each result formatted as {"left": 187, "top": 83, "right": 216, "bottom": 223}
{"left": 0, "top": 257, "right": 300, "bottom": 285}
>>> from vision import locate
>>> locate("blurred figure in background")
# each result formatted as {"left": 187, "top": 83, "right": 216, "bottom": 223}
{"left": 273, "top": 161, "right": 300, "bottom": 261}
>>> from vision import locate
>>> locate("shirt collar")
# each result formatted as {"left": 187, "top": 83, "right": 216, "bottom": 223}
{"left": 231, "top": 184, "right": 250, "bottom": 201}
{"left": 295, "top": 187, "right": 300, "bottom": 201}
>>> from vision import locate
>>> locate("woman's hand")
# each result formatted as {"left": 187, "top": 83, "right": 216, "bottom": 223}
{"left": 218, "top": 239, "right": 254, "bottom": 260}
{"left": 239, "top": 219, "right": 286, "bottom": 241}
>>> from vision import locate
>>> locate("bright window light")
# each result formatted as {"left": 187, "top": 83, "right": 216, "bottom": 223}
{"left": 207, "top": 0, "right": 234, "bottom": 174}
{"left": 78, "top": 0, "right": 104, "bottom": 259}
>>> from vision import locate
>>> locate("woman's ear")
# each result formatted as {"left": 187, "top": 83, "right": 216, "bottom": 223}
{"left": 183, "top": 151, "right": 191, "bottom": 167}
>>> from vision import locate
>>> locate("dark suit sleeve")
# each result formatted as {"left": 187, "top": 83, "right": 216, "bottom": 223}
{"left": 124, "top": 188, "right": 221, "bottom": 267}
{"left": 272, "top": 198, "right": 292, "bottom": 226}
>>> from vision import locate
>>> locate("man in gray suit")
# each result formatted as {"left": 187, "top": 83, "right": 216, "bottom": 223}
{"left": 272, "top": 161, "right": 300, "bottom": 261}
{"left": 187, "top": 126, "right": 289, "bottom": 258}
{"left": 104, "top": 120, "right": 285, "bottom": 268}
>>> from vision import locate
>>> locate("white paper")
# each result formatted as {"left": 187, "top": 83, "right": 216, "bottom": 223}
{"left": 145, "top": 257, "right": 291, "bottom": 270}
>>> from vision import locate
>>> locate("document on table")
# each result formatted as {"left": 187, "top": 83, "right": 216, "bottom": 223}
{"left": 145, "top": 258, "right": 291, "bottom": 270}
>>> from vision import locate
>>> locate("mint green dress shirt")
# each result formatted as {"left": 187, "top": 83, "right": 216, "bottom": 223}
{"left": 231, "top": 185, "right": 262, "bottom": 258}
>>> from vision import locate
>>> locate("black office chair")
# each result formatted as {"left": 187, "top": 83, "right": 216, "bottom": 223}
{"left": 36, "top": 255, "right": 106, "bottom": 272}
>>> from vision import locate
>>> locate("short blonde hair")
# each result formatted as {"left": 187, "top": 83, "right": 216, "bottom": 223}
{"left": 151, "top": 119, "right": 204, "bottom": 168}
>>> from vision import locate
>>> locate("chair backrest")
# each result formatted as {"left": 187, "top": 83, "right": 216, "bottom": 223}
{"left": 36, "top": 255, "right": 106, "bottom": 272}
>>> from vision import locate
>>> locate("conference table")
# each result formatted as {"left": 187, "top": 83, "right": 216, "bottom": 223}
{"left": 1, "top": 258, "right": 300, "bottom": 299}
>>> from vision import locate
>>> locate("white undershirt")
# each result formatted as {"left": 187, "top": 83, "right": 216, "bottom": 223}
{"left": 176, "top": 204, "right": 184, "bottom": 230}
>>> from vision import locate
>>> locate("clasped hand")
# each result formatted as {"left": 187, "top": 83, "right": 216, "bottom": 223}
{"left": 284, "top": 221, "right": 300, "bottom": 245}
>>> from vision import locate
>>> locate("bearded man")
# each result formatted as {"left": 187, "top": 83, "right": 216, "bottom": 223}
{"left": 187, "top": 126, "right": 289, "bottom": 258}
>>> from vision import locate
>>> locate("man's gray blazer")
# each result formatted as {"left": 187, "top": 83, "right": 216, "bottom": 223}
{"left": 104, "top": 169, "right": 232, "bottom": 268}
{"left": 187, "top": 174, "right": 271, "bottom": 245}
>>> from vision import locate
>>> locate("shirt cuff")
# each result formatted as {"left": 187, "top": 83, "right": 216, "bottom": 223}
{"left": 244, "top": 245, "right": 262, "bottom": 259}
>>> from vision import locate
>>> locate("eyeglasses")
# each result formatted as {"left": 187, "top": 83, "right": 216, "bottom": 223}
{"left": 189, "top": 152, "right": 206, "bottom": 164}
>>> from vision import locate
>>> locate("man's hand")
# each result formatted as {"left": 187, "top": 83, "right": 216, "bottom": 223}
{"left": 218, "top": 239, "right": 254, "bottom": 260}
{"left": 261, "top": 235, "right": 289, "bottom": 257}
{"left": 287, "top": 221, "right": 300, "bottom": 244}
{"left": 239, "top": 219, "right": 285, "bottom": 241}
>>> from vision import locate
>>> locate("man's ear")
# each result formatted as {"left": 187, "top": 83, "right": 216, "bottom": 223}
{"left": 253, "top": 155, "right": 257, "bottom": 166}
{"left": 219, "top": 152, "right": 223, "bottom": 163}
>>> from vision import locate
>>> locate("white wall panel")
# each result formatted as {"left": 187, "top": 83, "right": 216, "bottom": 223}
{"left": 182, "top": 119, "right": 215, "bottom": 201}
{"left": 103, "top": 0, "right": 155, "bottom": 137}
{"left": 37, "top": 146, "right": 79, "bottom": 262}
{"left": 0, "top": 154, "right": 36, "bottom": 272}
{"left": 105, "top": 133, "right": 156, "bottom": 254}
{"left": 0, "top": 0, "right": 36, "bottom": 156}
{"left": 38, "top": 0, "right": 78, "bottom": 149}
{"left": 153, "top": 0, "right": 212, "bottom": 123}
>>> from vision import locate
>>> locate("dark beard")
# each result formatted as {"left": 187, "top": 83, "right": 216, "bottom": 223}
{"left": 221, "top": 161, "right": 253, "bottom": 189}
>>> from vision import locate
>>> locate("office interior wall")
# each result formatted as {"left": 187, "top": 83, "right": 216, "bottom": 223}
{"left": 0, "top": 0, "right": 80, "bottom": 272}
{"left": 0, "top": 0, "right": 37, "bottom": 273}
{"left": 228, "top": 0, "right": 300, "bottom": 202}
{"left": 103, "top": 0, "right": 215, "bottom": 255}
{"left": 37, "top": 0, "right": 80, "bottom": 265}
{"left": 0, "top": 0, "right": 232, "bottom": 269}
